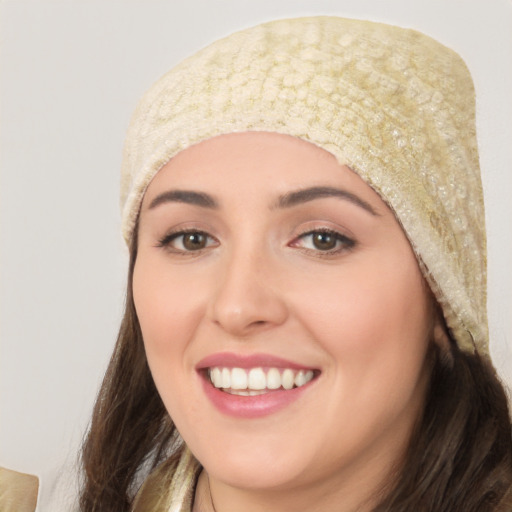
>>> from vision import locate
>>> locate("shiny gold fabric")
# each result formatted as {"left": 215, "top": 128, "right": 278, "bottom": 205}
{"left": 120, "top": 16, "right": 487, "bottom": 355}
{"left": 0, "top": 467, "right": 38, "bottom": 512}
{"left": 133, "top": 447, "right": 200, "bottom": 512}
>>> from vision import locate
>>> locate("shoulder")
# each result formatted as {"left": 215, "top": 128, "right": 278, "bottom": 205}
{"left": 0, "top": 467, "right": 38, "bottom": 512}
{"left": 1, "top": 454, "right": 81, "bottom": 512}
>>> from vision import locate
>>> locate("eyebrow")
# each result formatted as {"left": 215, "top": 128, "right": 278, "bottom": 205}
{"left": 147, "top": 186, "right": 379, "bottom": 216}
{"left": 148, "top": 190, "right": 219, "bottom": 210}
{"left": 274, "top": 186, "right": 379, "bottom": 216}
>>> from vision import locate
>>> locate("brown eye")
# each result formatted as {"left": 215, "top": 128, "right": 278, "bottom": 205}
{"left": 292, "top": 229, "right": 355, "bottom": 254}
{"left": 158, "top": 230, "right": 217, "bottom": 253}
{"left": 182, "top": 232, "right": 208, "bottom": 250}
{"left": 311, "top": 232, "right": 338, "bottom": 251}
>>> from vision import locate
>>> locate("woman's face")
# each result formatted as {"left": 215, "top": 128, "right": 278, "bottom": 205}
{"left": 134, "top": 132, "right": 437, "bottom": 494}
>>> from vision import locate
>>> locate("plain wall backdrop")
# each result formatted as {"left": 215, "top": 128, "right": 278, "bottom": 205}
{"left": 1, "top": 0, "right": 511, "bottom": 477}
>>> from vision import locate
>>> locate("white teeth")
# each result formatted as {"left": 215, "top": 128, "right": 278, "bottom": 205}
{"left": 281, "top": 369, "right": 294, "bottom": 390}
{"left": 221, "top": 368, "right": 231, "bottom": 388}
{"left": 294, "top": 370, "right": 307, "bottom": 387}
{"left": 211, "top": 367, "right": 222, "bottom": 388}
{"left": 294, "top": 370, "right": 313, "bottom": 387}
{"left": 231, "top": 368, "right": 248, "bottom": 390}
{"left": 267, "top": 368, "right": 281, "bottom": 389}
{"left": 248, "top": 368, "right": 266, "bottom": 390}
{"left": 208, "top": 366, "right": 315, "bottom": 392}
{"left": 228, "top": 389, "right": 268, "bottom": 396}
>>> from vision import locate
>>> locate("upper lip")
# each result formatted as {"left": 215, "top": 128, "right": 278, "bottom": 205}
{"left": 196, "top": 352, "right": 317, "bottom": 371}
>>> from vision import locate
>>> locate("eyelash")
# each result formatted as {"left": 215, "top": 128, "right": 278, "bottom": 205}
{"left": 291, "top": 228, "right": 356, "bottom": 256}
{"left": 156, "top": 229, "right": 218, "bottom": 254}
{"left": 156, "top": 228, "right": 356, "bottom": 256}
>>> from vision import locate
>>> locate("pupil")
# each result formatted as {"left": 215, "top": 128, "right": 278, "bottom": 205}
{"left": 184, "top": 233, "right": 205, "bottom": 250}
{"left": 313, "top": 232, "right": 336, "bottom": 250}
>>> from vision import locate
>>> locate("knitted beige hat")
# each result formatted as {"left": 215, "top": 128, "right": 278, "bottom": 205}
{"left": 120, "top": 16, "right": 487, "bottom": 355}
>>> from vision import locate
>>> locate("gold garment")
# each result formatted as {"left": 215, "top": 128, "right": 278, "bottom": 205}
{"left": 0, "top": 467, "right": 39, "bottom": 512}
{"left": 133, "top": 447, "right": 200, "bottom": 512}
{"left": 120, "top": 17, "right": 487, "bottom": 356}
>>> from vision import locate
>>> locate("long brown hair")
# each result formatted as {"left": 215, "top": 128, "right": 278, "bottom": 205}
{"left": 80, "top": 230, "right": 178, "bottom": 511}
{"left": 79, "top": 233, "right": 512, "bottom": 512}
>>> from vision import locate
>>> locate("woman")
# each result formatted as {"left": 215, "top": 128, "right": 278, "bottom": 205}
{"left": 79, "top": 16, "right": 512, "bottom": 512}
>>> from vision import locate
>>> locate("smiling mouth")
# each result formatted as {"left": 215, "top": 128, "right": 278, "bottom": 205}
{"left": 207, "top": 367, "right": 317, "bottom": 396}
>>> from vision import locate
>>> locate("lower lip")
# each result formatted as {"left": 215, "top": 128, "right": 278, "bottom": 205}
{"left": 200, "top": 374, "right": 315, "bottom": 418}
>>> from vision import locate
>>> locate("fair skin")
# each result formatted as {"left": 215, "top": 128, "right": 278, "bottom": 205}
{"left": 133, "top": 132, "right": 442, "bottom": 512}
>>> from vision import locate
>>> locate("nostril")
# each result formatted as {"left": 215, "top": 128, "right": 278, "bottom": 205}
{"left": 208, "top": 275, "right": 289, "bottom": 335}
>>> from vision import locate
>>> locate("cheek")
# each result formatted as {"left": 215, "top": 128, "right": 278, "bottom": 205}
{"left": 296, "top": 257, "right": 432, "bottom": 406}
{"left": 134, "top": 254, "right": 199, "bottom": 343}
{"left": 132, "top": 257, "right": 212, "bottom": 431}
{"left": 132, "top": 257, "right": 204, "bottom": 388}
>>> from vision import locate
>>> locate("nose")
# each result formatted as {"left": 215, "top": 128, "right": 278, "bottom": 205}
{"left": 207, "top": 248, "right": 288, "bottom": 337}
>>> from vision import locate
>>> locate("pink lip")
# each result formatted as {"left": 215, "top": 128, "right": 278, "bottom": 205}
{"left": 196, "top": 352, "right": 318, "bottom": 419}
{"left": 196, "top": 352, "right": 315, "bottom": 371}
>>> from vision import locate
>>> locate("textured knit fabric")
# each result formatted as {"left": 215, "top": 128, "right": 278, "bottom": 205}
{"left": 120, "top": 16, "right": 487, "bottom": 355}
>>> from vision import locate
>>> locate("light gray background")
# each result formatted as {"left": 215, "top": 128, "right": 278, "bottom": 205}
{"left": 1, "top": 0, "right": 511, "bottom": 477}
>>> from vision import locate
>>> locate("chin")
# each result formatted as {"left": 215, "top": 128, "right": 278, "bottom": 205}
{"left": 190, "top": 433, "right": 314, "bottom": 490}
{"left": 208, "top": 458, "right": 306, "bottom": 491}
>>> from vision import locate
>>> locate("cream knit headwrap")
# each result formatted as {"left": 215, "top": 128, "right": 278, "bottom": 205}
{"left": 120, "top": 16, "right": 487, "bottom": 355}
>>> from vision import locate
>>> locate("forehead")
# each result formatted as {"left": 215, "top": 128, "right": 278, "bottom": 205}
{"left": 142, "top": 132, "right": 387, "bottom": 211}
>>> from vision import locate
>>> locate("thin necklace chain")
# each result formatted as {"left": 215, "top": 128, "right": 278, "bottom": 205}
{"left": 207, "top": 473, "right": 218, "bottom": 512}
